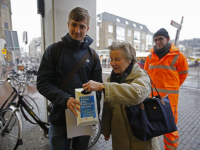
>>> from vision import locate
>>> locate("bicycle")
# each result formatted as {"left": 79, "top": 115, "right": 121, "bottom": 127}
{"left": 0, "top": 75, "right": 48, "bottom": 150}
{"left": 0, "top": 75, "right": 101, "bottom": 150}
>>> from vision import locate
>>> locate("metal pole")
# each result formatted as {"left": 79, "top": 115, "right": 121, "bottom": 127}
{"left": 174, "top": 17, "right": 184, "bottom": 46}
{"left": 10, "top": 31, "right": 15, "bottom": 66}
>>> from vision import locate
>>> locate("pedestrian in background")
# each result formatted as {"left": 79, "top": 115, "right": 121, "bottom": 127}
{"left": 16, "top": 57, "right": 19, "bottom": 64}
{"left": 83, "top": 41, "right": 161, "bottom": 150}
{"left": 144, "top": 28, "right": 188, "bottom": 150}
{"left": 37, "top": 7, "right": 102, "bottom": 150}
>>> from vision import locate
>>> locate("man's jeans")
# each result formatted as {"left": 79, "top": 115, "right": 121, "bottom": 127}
{"left": 49, "top": 123, "right": 90, "bottom": 150}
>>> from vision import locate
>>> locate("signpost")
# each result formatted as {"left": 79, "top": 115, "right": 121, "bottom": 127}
{"left": 171, "top": 17, "right": 184, "bottom": 46}
{"left": 23, "top": 31, "right": 28, "bottom": 53}
{"left": 171, "top": 20, "right": 182, "bottom": 30}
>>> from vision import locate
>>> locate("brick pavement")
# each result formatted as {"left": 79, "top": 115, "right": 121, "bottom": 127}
{"left": 1, "top": 65, "right": 200, "bottom": 150}
{"left": 15, "top": 78, "right": 200, "bottom": 150}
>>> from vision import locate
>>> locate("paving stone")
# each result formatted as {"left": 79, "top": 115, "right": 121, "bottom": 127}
{"left": 183, "top": 143, "right": 192, "bottom": 149}
{"left": 178, "top": 143, "right": 184, "bottom": 150}
{"left": 195, "top": 138, "right": 200, "bottom": 144}
{"left": 181, "top": 138, "right": 189, "bottom": 144}
{"left": 191, "top": 143, "right": 198, "bottom": 149}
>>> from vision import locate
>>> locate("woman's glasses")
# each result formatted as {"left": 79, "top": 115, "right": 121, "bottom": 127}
{"left": 154, "top": 37, "right": 164, "bottom": 42}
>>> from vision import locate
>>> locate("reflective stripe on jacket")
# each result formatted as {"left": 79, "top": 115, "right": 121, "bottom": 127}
{"left": 144, "top": 43, "right": 188, "bottom": 105}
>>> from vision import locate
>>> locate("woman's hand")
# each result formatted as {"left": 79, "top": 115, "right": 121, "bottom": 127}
{"left": 83, "top": 80, "right": 103, "bottom": 92}
{"left": 103, "top": 134, "right": 110, "bottom": 141}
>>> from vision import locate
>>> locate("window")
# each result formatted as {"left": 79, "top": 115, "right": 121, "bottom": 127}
{"left": 4, "top": 22, "right": 8, "bottom": 29}
{"left": 127, "top": 30, "right": 131, "bottom": 37}
{"left": 142, "top": 34, "right": 145, "bottom": 39}
{"left": 142, "top": 44, "right": 145, "bottom": 50}
{"left": 134, "top": 42, "right": 140, "bottom": 52}
{"left": 146, "top": 34, "right": 153, "bottom": 44}
{"left": 116, "top": 18, "right": 120, "bottom": 22}
{"left": 108, "top": 25, "right": 113, "bottom": 33}
{"left": 2, "top": 3, "right": 7, "bottom": 9}
{"left": 140, "top": 25, "right": 143, "bottom": 29}
{"left": 133, "top": 24, "right": 136, "bottom": 27}
{"left": 134, "top": 31, "right": 140, "bottom": 42}
{"left": 108, "top": 39, "right": 113, "bottom": 46}
{"left": 125, "top": 21, "right": 129, "bottom": 25}
{"left": 97, "top": 26, "right": 99, "bottom": 47}
{"left": 116, "top": 26, "right": 125, "bottom": 41}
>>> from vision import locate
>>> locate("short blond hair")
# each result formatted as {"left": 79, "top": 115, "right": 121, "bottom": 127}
{"left": 68, "top": 7, "right": 90, "bottom": 26}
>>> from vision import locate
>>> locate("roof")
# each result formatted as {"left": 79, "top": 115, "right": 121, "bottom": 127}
{"left": 97, "top": 12, "right": 152, "bottom": 33}
{"left": 179, "top": 38, "right": 200, "bottom": 48}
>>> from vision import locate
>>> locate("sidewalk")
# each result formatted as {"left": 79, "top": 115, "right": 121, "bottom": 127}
{"left": 16, "top": 79, "right": 200, "bottom": 150}
{"left": 1, "top": 65, "right": 200, "bottom": 150}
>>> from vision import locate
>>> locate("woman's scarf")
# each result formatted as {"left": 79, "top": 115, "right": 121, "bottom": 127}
{"left": 154, "top": 42, "right": 171, "bottom": 60}
{"left": 110, "top": 61, "right": 133, "bottom": 84}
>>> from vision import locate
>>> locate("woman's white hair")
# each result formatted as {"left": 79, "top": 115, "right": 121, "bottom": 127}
{"left": 108, "top": 41, "right": 136, "bottom": 63}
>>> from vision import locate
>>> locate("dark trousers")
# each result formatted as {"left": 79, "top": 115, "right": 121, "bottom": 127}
{"left": 49, "top": 123, "right": 90, "bottom": 150}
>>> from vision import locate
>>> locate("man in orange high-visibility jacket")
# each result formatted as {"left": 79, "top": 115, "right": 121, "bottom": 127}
{"left": 144, "top": 28, "right": 188, "bottom": 150}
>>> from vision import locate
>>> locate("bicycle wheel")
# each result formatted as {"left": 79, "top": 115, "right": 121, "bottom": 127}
{"left": 88, "top": 120, "right": 101, "bottom": 148}
{"left": 0, "top": 109, "right": 20, "bottom": 150}
{"left": 20, "top": 95, "right": 40, "bottom": 124}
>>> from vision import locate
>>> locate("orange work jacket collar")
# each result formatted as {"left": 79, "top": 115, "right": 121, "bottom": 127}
{"left": 149, "top": 43, "right": 179, "bottom": 55}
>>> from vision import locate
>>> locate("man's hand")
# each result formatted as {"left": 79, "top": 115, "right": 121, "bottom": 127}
{"left": 103, "top": 134, "right": 110, "bottom": 141}
{"left": 67, "top": 97, "right": 81, "bottom": 116}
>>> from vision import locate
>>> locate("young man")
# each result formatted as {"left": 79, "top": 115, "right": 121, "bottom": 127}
{"left": 144, "top": 28, "right": 188, "bottom": 150}
{"left": 37, "top": 7, "right": 102, "bottom": 150}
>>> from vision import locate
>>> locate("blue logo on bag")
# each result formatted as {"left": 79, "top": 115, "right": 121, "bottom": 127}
{"left": 80, "top": 95, "right": 96, "bottom": 118}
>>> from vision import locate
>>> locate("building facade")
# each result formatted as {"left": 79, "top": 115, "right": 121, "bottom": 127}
{"left": 97, "top": 12, "right": 154, "bottom": 52}
{"left": 0, "top": 0, "right": 12, "bottom": 63}
{"left": 29, "top": 37, "right": 42, "bottom": 59}
{"left": 178, "top": 38, "right": 200, "bottom": 58}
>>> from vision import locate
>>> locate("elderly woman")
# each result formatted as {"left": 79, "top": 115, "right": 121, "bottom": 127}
{"left": 83, "top": 41, "right": 160, "bottom": 150}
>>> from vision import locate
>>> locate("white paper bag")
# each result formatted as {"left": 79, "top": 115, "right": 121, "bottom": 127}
{"left": 75, "top": 88, "right": 99, "bottom": 127}
{"left": 65, "top": 109, "right": 93, "bottom": 138}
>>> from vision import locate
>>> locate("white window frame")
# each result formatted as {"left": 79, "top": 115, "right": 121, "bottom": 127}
{"left": 142, "top": 34, "right": 145, "bottom": 39}
{"left": 127, "top": 30, "right": 131, "bottom": 37}
{"left": 97, "top": 26, "right": 99, "bottom": 47}
{"left": 134, "top": 31, "right": 141, "bottom": 42}
{"left": 108, "top": 25, "right": 113, "bottom": 33}
{"left": 142, "top": 44, "right": 145, "bottom": 50}
{"left": 108, "top": 39, "right": 113, "bottom": 46}
{"left": 116, "top": 26, "right": 125, "bottom": 41}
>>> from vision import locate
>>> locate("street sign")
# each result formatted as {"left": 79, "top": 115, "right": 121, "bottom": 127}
{"left": 2, "top": 49, "right": 7, "bottom": 55}
{"left": 171, "top": 20, "right": 181, "bottom": 30}
{"left": 4, "top": 30, "right": 20, "bottom": 51}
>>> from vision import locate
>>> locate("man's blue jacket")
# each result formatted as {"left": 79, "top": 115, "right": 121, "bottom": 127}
{"left": 37, "top": 33, "right": 103, "bottom": 125}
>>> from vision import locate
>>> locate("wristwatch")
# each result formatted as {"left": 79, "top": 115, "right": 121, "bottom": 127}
{"left": 102, "top": 84, "right": 105, "bottom": 92}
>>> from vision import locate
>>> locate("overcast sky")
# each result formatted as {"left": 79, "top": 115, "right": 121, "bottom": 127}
{"left": 11, "top": 0, "right": 200, "bottom": 51}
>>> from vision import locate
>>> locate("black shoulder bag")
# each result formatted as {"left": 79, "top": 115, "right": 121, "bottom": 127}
{"left": 125, "top": 74, "right": 177, "bottom": 141}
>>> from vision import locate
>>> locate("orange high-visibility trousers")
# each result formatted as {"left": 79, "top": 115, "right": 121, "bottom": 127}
{"left": 163, "top": 105, "right": 179, "bottom": 150}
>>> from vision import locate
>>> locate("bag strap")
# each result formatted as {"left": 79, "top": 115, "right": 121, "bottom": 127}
{"left": 52, "top": 41, "right": 94, "bottom": 91}
{"left": 145, "top": 71, "right": 165, "bottom": 105}
{"left": 59, "top": 51, "right": 90, "bottom": 90}
{"left": 88, "top": 47, "right": 98, "bottom": 70}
